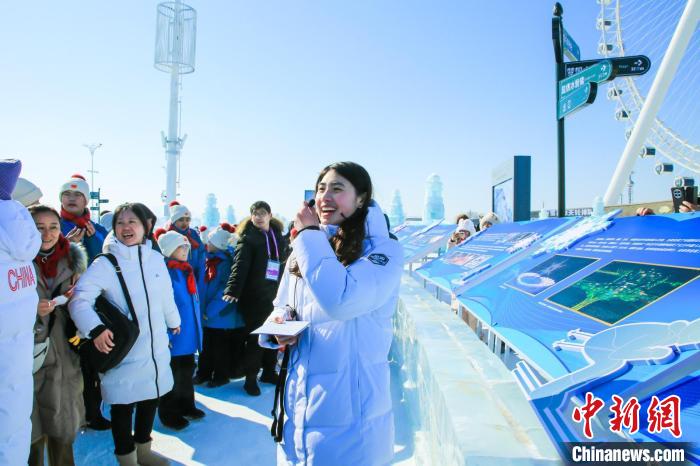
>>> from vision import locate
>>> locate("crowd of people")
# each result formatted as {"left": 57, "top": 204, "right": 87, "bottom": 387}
{"left": 1, "top": 159, "right": 407, "bottom": 466}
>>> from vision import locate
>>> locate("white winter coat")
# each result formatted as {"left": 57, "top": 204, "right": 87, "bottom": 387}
{"left": 0, "top": 200, "right": 41, "bottom": 466}
{"left": 261, "top": 202, "right": 403, "bottom": 466}
{"left": 69, "top": 235, "right": 180, "bottom": 405}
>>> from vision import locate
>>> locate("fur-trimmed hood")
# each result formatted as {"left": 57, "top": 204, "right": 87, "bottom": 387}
{"left": 68, "top": 242, "right": 88, "bottom": 275}
{"left": 237, "top": 216, "right": 284, "bottom": 239}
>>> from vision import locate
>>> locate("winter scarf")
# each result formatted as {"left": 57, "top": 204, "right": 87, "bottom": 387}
{"left": 34, "top": 235, "right": 71, "bottom": 279}
{"left": 60, "top": 208, "right": 91, "bottom": 229}
{"left": 204, "top": 256, "right": 223, "bottom": 283}
{"left": 167, "top": 259, "right": 197, "bottom": 295}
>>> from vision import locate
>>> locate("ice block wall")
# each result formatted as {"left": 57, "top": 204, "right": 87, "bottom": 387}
{"left": 392, "top": 276, "right": 562, "bottom": 465}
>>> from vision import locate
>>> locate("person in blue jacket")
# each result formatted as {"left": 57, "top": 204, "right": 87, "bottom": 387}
{"left": 154, "top": 230, "right": 205, "bottom": 431}
{"left": 194, "top": 223, "right": 245, "bottom": 388}
{"left": 167, "top": 201, "right": 205, "bottom": 280}
{"left": 260, "top": 162, "right": 403, "bottom": 466}
{"left": 58, "top": 174, "right": 108, "bottom": 264}
{"left": 58, "top": 173, "right": 111, "bottom": 431}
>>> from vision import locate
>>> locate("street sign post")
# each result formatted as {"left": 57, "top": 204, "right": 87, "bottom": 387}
{"left": 90, "top": 191, "right": 100, "bottom": 199}
{"left": 559, "top": 59, "right": 614, "bottom": 99}
{"left": 562, "top": 27, "right": 580, "bottom": 61}
{"left": 99, "top": 199, "right": 109, "bottom": 203}
{"left": 564, "top": 55, "right": 651, "bottom": 78}
{"left": 558, "top": 82, "right": 597, "bottom": 119}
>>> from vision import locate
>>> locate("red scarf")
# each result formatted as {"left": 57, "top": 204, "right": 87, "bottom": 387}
{"left": 169, "top": 225, "right": 200, "bottom": 249}
{"left": 205, "top": 256, "right": 223, "bottom": 283}
{"left": 167, "top": 260, "right": 197, "bottom": 295}
{"left": 60, "top": 208, "right": 91, "bottom": 229}
{"left": 35, "top": 236, "right": 71, "bottom": 279}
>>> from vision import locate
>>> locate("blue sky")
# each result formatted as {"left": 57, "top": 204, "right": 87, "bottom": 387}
{"left": 0, "top": 1, "right": 687, "bottom": 223}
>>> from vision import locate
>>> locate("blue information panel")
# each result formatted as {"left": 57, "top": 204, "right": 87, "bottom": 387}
{"left": 415, "top": 217, "right": 576, "bottom": 293}
{"left": 400, "top": 223, "right": 454, "bottom": 264}
{"left": 457, "top": 213, "right": 700, "bottom": 457}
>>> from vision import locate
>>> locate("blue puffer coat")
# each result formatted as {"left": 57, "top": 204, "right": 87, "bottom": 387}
{"left": 60, "top": 216, "right": 107, "bottom": 264}
{"left": 165, "top": 264, "right": 203, "bottom": 356}
{"left": 170, "top": 226, "right": 205, "bottom": 281}
{"left": 200, "top": 251, "right": 245, "bottom": 330}
{"left": 260, "top": 202, "right": 403, "bottom": 466}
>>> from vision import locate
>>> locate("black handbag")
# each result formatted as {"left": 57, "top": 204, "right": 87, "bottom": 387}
{"left": 85, "top": 253, "right": 140, "bottom": 373}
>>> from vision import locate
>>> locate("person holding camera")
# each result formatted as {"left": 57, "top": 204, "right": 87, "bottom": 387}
{"left": 28, "top": 205, "right": 88, "bottom": 466}
{"left": 69, "top": 203, "right": 180, "bottom": 466}
{"left": 447, "top": 217, "right": 476, "bottom": 250}
{"left": 260, "top": 162, "right": 403, "bottom": 466}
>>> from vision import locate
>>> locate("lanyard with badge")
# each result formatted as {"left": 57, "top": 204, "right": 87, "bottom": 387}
{"left": 264, "top": 229, "right": 281, "bottom": 281}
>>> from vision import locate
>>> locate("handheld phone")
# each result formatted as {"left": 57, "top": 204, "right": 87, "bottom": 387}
{"left": 671, "top": 185, "right": 698, "bottom": 212}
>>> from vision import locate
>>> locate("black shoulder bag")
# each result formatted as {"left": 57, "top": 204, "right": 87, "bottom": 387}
{"left": 85, "top": 253, "right": 140, "bottom": 373}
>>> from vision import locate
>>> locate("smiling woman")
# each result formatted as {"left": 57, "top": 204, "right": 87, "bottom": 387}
{"left": 69, "top": 202, "right": 181, "bottom": 465}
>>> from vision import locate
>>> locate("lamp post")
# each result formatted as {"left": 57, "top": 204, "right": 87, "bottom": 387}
{"left": 83, "top": 143, "right": 102, "bottom": 209}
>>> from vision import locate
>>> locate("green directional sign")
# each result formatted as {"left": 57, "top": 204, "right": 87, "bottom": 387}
{"left": 558, "top": 82, "right": 597, "bottom": 120}
{"left": 562, "top": 27, "right": 580, "bottom": 61}
{"left": 559, "top": 59, "right": 613, "bottom": 100}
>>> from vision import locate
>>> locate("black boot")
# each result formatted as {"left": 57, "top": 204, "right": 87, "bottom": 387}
{"left": 183, "top": 406, "right": 206, "bottom": 420}
{"left": 160, "top": 414, "right": 190, "bottom": 431}
{"left": 192, "top": 373, "right": 210, "bottom": 385}
{"left": 243, "top": 376, "right": 261, "bottom": 396}
{"left": 259, "top": 369, "right": 279, "bottom": 385}
{"left": 87, "top": 415, "right": 111, "bottom": 431}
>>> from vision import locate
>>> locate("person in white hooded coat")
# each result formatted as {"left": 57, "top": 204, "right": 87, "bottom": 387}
{"left": 0, "top": 159, "right": 42, "bottom": 466}
{"left": 261, "top": 162, "right": 403, "bottom": 466}
{"left": 69, "top": 203, "right": 180, "bottom": 466}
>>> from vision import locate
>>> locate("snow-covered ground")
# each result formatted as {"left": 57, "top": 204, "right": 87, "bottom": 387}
{"left": 74, "top": 360, "right": 418, "bottom": 465}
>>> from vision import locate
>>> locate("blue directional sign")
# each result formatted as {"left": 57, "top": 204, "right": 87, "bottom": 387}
{"left": 559, "top": 59, "right": 613, "bottom": 99}
{"left": 558, "top": 82, "right": 597, "bottom": 120}
{"left": 562, "top": 28, "right": 580, "bottom": 61}
{"left": 565, "top": 55, "right": 651, "bottom": 78}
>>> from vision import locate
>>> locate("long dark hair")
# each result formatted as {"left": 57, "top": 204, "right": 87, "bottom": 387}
{"left": 319, "top": 162, "right": 373, "bottom": 266}
{"left": 113, "top": 203, "right": 150, "bottom": 244}
{"left": 131, "top": 203, "right": 158, "bottom": 238}
{"left": 28, "top": 204, "right": 61, "bottom": 223}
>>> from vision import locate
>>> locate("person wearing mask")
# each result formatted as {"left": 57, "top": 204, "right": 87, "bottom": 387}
{"left": 223, "top": 202, "right": 287, "bottom": 396}
{"left": 259, "top": 162, "right": 403, "bottom": 465}
{"left": 69, "top": 203, "right": 181, "bottom": 466}
{"left": 154, "top": 230, "right": 205, "bottom": 430}
{"left": 194, "top": 224, "right": 245, "bottom": 387}
{"left": 28, "top": 205, "right": 88, "bottom": 465}
{"left": 0, "top": 159, "right": 42, "bottom": 466}
{"left": 59, "top": 173, "right": 111, "bottom": 430}
{"left": 167, "top": 201, "right": 205, "bottom": 279}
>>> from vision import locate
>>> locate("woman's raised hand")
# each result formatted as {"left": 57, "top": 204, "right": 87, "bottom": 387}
{"left": 37, "top": 299, "right": 55, "bottom": 317}
{"left": 294, "top": 201, "right": 319, "bottom": 232}
{"left": 273, "top": 316, "right": 298, "bottom": 346}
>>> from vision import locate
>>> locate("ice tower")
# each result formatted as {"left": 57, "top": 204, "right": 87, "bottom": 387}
{"left": 226, "top": 205, "right": 237, "bottom": 224}
{"left": 389, "top": 190, "right": 405, "bottom": 228}
{"left": 203, "top": 193, "right": 221, "bottom": 227}
{"left": 423, "top": 174, "right": 444, "bottom": 223}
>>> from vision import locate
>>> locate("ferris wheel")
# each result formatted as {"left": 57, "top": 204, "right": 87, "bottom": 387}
{"left": 597, "top": 0, "right": 700, "bottom": 201}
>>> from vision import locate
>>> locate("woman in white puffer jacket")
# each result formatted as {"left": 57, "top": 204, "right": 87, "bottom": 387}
{"left": 261, "top": 162, "right": 403, "bottom": 466}
{"left": 0, "top": 159, "right": 42, "bottom": 466}
{"left": 69, "top": 203, "right": 180, "bottom": 466}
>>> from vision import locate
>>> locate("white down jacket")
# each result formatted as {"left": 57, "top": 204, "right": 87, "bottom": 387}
{"left": 261, "top": 202, "right": 403, "bottom": 466}
{"left": 69, "top": 235, "right": 180, "bottom": 405}
{"left": 0, "top": 200, "right": 41, "bottom": 466}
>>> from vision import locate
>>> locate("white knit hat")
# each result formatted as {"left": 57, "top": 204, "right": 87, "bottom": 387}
{"left": 456, "top": 218, "right": 476, "bottom": 236}
{"left": 99, "top": 211, "right": 114, "bottom": 232}
{"left": 168, "top": 201, "right": 191, "bottom": 224}
{"left": 59, "top": 174, "right": 90, "bottom": 202}
{"left": 156, "top": 230, "right": 190, "bottom": 258}
{"left": 480, "top": 212, "right": 499, "bottom": 230}
{"left": 12, "top": 177, "right": 43, "bottom": 207}
{"left": 207, "top": 223, "right": 237, "bottom": 251}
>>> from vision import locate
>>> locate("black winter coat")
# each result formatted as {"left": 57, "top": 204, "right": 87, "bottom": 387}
{"left": 224, "top": 218, "right": 288, "bottom": 327}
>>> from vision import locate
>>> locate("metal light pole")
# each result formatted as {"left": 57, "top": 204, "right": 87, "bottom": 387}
{"left": 154, "top": 0, "right": 197, "bottom": 216}
{"left": 552, "top": 3, "right": 566, "bottom": 217}
{"left": 83, "top": 143, "right": 102, "bottom": 208}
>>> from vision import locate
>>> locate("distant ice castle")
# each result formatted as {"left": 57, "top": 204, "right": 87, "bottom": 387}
{"left": 423, "top": 174, "right": 444, "bottom": 223}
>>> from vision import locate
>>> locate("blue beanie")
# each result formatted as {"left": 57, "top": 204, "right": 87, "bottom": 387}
{"left": 0, "top": 159, "right": 22, "bottom": 200}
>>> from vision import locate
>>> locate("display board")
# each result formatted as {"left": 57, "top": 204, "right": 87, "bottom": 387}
{"left": 399, "top": 222, "right": 454, "bottom": 264}
{"left": 492, "top": 155, "right": 531, "bottom": 222}
{"left": 415, "top": 217, "right": 576, "bottom": 294}
{"left": 456, "top": 212, "right": 700, "bottom": 458}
